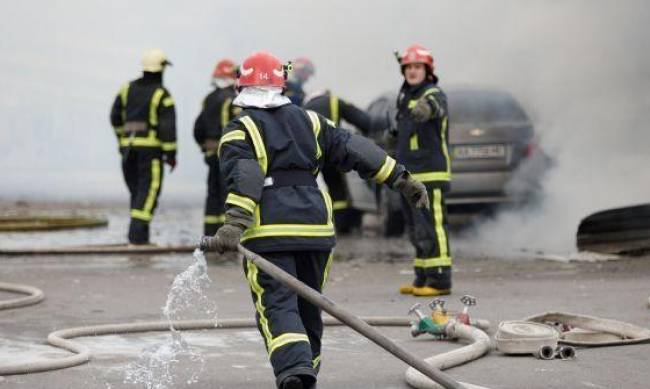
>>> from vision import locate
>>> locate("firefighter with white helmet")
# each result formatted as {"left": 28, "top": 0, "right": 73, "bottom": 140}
{"left": 109, "top": 48, "right": 176, "bottom": 244}
{"left": 214, "top": 51, "right": 428, "bottom": 388}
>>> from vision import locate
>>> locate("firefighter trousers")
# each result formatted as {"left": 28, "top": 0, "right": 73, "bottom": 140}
{"left": 242, "top": 250, "right": 333, "bottom": 388}
{"left": 122, "top": 148, "right": 164, "bottom": 244}
{"left": 203, "top": 155, "right": 226, "bottom": 236}
{"left": 401, "top": 182, "right": 452, "bottom": 289}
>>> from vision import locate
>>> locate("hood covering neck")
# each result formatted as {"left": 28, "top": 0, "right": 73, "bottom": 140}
{"left": 212, "top": 77, "right": 235, "bottom": 89}
{"left": 233, "top": 86, "right": 291, "bottom": 109}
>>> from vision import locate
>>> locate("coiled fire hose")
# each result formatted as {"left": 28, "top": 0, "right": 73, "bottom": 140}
{"left": 0, "top": 282, "right": 44, "bottom": 311}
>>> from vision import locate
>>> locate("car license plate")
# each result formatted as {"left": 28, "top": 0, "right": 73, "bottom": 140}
{"left": 452, "top": 144, "right": 506, "bottom": 159}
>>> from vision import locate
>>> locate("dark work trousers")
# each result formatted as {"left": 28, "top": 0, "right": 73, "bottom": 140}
{"left": 203, "top": 154, "right": 226, "bottom": 236}
{"left": 322, "top": 165, "right": 362, "bottom": 235}
{"left": 243, "top": 250, "right": 333, "bottom": 388}
{"left": 122, "top": 148, "right": 163, "bottom": 244}
{"left": 401, "top": 182, "right": 452, "bottom": 289}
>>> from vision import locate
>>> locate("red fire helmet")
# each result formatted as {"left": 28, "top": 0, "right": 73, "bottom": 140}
{"left": 212, "top": 59, "right": 237, "bottom": 79}
{"left": 399, "top": 44, "right": 434, "bottom": 72}
{"left": 237, "top": 51, "right": 287, "bottom": 89}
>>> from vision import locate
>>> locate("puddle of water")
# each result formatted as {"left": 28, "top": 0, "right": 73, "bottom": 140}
{"left": 124, "top": 249, "right": 216, "bottom": 389}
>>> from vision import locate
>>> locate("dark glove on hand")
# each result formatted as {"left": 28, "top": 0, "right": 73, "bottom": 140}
{"left": 411, "top": 97, "right": 433, "bottom": 123}
{"left": 214, "top": 207, "right": 254, "bottom": 253}
{"left": 163, "top": 152, "right": 177, "bottom": 171}
{"left": 393, "top": 173, "right": 429, "bottom": 209}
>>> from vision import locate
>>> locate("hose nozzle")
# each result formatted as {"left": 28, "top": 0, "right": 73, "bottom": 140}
{"left": 198, "top": 236, "right": 218, "bottom": 252}
{"left": 557, "top": 345, "right": 576, "bottom": 360}
{"left": 536, "top": 345, "right": 556, "bottom": 360}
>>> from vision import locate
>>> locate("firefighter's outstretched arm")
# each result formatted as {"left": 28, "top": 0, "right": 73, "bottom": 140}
{"left": 215, "top": 120, "right": 265, "bottom": 252}
{"left": 339, "top": 98, "right": 372, "bottom": 135}
{"left": 317, "top": 112, "right": 428, "bottom": 209}
{"left": 411, "top": 87, "right": 447, "bottom": 123}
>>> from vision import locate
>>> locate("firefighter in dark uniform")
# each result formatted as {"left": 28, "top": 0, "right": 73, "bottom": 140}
{"left": 109, "top": 48, "right": 177, "bottom": 245}
{"left": 284, "top": 57, "right": 314, "bottom": 106}
{"left": 390, "top": 44, "right": 453, "bottom": 297}
{"left": 193, "top": 59, "right": 240, "bottom": 236}
{"left": 304, "top": 91, "right": 373, "bottom": 234}
{"left": 214, "top": 52, "right": 428, "bottom": 389}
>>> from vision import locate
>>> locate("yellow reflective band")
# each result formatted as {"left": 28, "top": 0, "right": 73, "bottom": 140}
{"left": 119, "top": 130, "right": 162, "bottom": 148}
{"left": 329, "top": 94, "right": 339, "bottom": 125}
{"left": 411, "top": 171, "right": 451, "bottom": 182}
{"left": 241, "top": 224, "right": 335, "bottom": 241}
{"left": 268, "top": 332, "right": 310, "bottom": 356}
{"left": 433, "top": 188, "right": 449, "bottom": 260}
{"left": 119, "top": 83, "right": 130, "bottom": 122}
{"left": 322, "top": 189, "right": 333, "bottom": 223}
{"left": 162, "top": 96, "right": 174, "bottom": 107}
{"left": 239, "top": 116, "right": 268, "bottom": 174}
{"left": 218, "top": 130, "right": 246, "bottom": 156}
{"left": 408, "top": 88, "right": 439, "bottom": 109}
{"left": 414, "top": 256, "right": 452, "bottom": 267}
{"left": 246, "top": 259, "right": 273, "bottom": 346}
{"left": 221, "top": 97, "right": 233, "bottom": 128}
{"left": 226, "top": 192, "right": 257, "bottom": 214}
{"left": 149, "top": 88, "right": 165, "bottom": 127}
{"left": 373, "top": 156, "right": 397, "bottom": 184}
{"left": 306, "top": 111, "right": 322, "bottom": 160}
{"left": 312, "top": 355, "right": 322, "bottom": 369}
{"left": 441, "top": 116, "right": 451, "bottom": 176}
{"left": 410, "top": 134, "right": 419, "bottom": 150}
{"left": 130, "top": 209, "right": 152, "bottom": 222}
{"left": 332, "top": 200, "right": 349, "bottom": 210}
{"left": 204, "top": 214, "right": 225, "bottom": 224}
{"left": 408, "top": 99, "right": 418, "bottom": 109}
{"left": 114, "top": 126, "right": 124, "bottom": 136}
{"left": 321, "top": 252, "right": 334, "bottom": 290}
{"left": 143, "top": 158, "right": 161, "bottom": 216}
{"left": 161, "top": 142, "right": 176, "bottom": 151}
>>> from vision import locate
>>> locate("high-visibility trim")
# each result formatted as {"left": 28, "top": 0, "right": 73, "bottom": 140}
{"left": 130, "top": 159, "right": 161, "bottom": 222}
{"left": 312, "top": 355, "right": 322, "bottom": 369}
{"left": 413, "top": 256, "right": 452, "bottom": 267}
{"left": 246, "top": 259, "right": 273, "bottom": 347}
{"left": 433, "top": 188, "right": 449, "bottom": 260}
{"left": 221, "top": 97, "right": 233, "bottom": 128}
{"left": 149, "top": 88, "right": 165, "bottom": 127}
{"left": 119, "top": 130, "right": 162, "bottom": 147}
{"left": 226, "top": 193, "right": 257, "bottom": 214}
{"left": 410, "top": 134, "right": 419, "bottom": 150}
{"left": 268, "top": 332, "right": 310, "bottom": 356}
{"left": 441, "top": 116, "right": 451, "bottom": 176}
{"left": 161, "top": 142, "right": 176, "bottom": 151}
{"left": 119, "top": 83, "right": 130, "bottom": 123}
{"left": 239, "top": 116, "right": 268, "bottom": 174}
{"left": 332, "top": 200, "right": 349, "bottom": 210}
{"left": 218, "top": 130, "right": 246, "bottom": 156}
{"left": 373, "top": 156, "right": 397, "bottom": 184}
{"left": 204, "top": 214, "right": 225, "bottom": 224}
{"left": 408, "top": 87, "right": 440, "bottom": 110}
{"left": 321, "top": 251, "right": 334, "bottom": 290}
{"left": 411, "top": 171, "right": 451, "bottom": 182}
{"left": 130, "top": 209, "right": 152, "bottom": 222}
{"left": 329, "top": 94, "right": 339, "bottom": 125}
{"left": 162, "top": 96, "right": 174, "bottom": 107}
{"left": 306, "top": 111, "right": 322, "bottom": 160}
{"left": 114, "top": 126, "right": 124, "bottom": 136}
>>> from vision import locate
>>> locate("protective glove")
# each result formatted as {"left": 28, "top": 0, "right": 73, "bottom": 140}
{"left": 393, "top": 173, "right": 429, "bottom": 209}
{"left": 411, "top": 97, "right": 433, "bottom": 123}
{"left": 163, "top": 152, "right": 177, "bottom": 172}
{"left": 214, "top": 207, "right": 254, "bottom": 253}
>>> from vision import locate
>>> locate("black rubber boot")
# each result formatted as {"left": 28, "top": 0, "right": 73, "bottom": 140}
{"left": 280, "top": 376, "right": 304, "bottom": 389}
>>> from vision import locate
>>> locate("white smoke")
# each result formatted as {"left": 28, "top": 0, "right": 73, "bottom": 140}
{"left": 0, "top": 1, "right": 648, "bottom": 251}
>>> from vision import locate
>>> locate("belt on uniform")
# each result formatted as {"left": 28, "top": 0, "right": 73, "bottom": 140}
{"left": 264, "top": 170, "right": 317, "bottom": 187}
{"left": 123, "top": 121, "right": 148, "bottom": 133}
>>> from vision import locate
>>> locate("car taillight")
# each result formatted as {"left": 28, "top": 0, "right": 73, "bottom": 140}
{"left": 523, "top": 141, "right": 537, "bottom": 158}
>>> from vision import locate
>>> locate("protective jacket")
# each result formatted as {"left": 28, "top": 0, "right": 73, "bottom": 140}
{"left": 110, "top": 72, "right": 177, "bottom": 160}
{"left": 395, "top": 80, "right": 450, "bottom": 183}
{"left": 193, "top": 85, "right": 239, "bottom": 157}
{"left": 219, "top": 104, "right": 404, "bottom": 253}
{"left": 303, "top": 92, "right": 372, "bottom": 133}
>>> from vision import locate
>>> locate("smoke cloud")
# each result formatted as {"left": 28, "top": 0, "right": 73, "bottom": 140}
{"left": 1, "top": 1, "right": 648, "bottom": 250}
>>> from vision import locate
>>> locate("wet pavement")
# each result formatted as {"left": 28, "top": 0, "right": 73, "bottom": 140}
{"left": 1, "top": 203, "right": 649, "bottom": 388}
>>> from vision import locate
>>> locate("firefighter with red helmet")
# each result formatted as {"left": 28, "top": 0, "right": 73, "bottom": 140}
{"left": 285, "top": 56, "right": 314, "bottom": 106}
{"left": 110, "top": 48, "right": 176, "bottom": 244}
{"left": 193, "top": 59, "right": 240, "bottom": 235}
{"left": 390, "top": 44, "right": 453, "bottom": 297}
{"left": 214, "top": 51, "right": 428, "bottom": 389}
